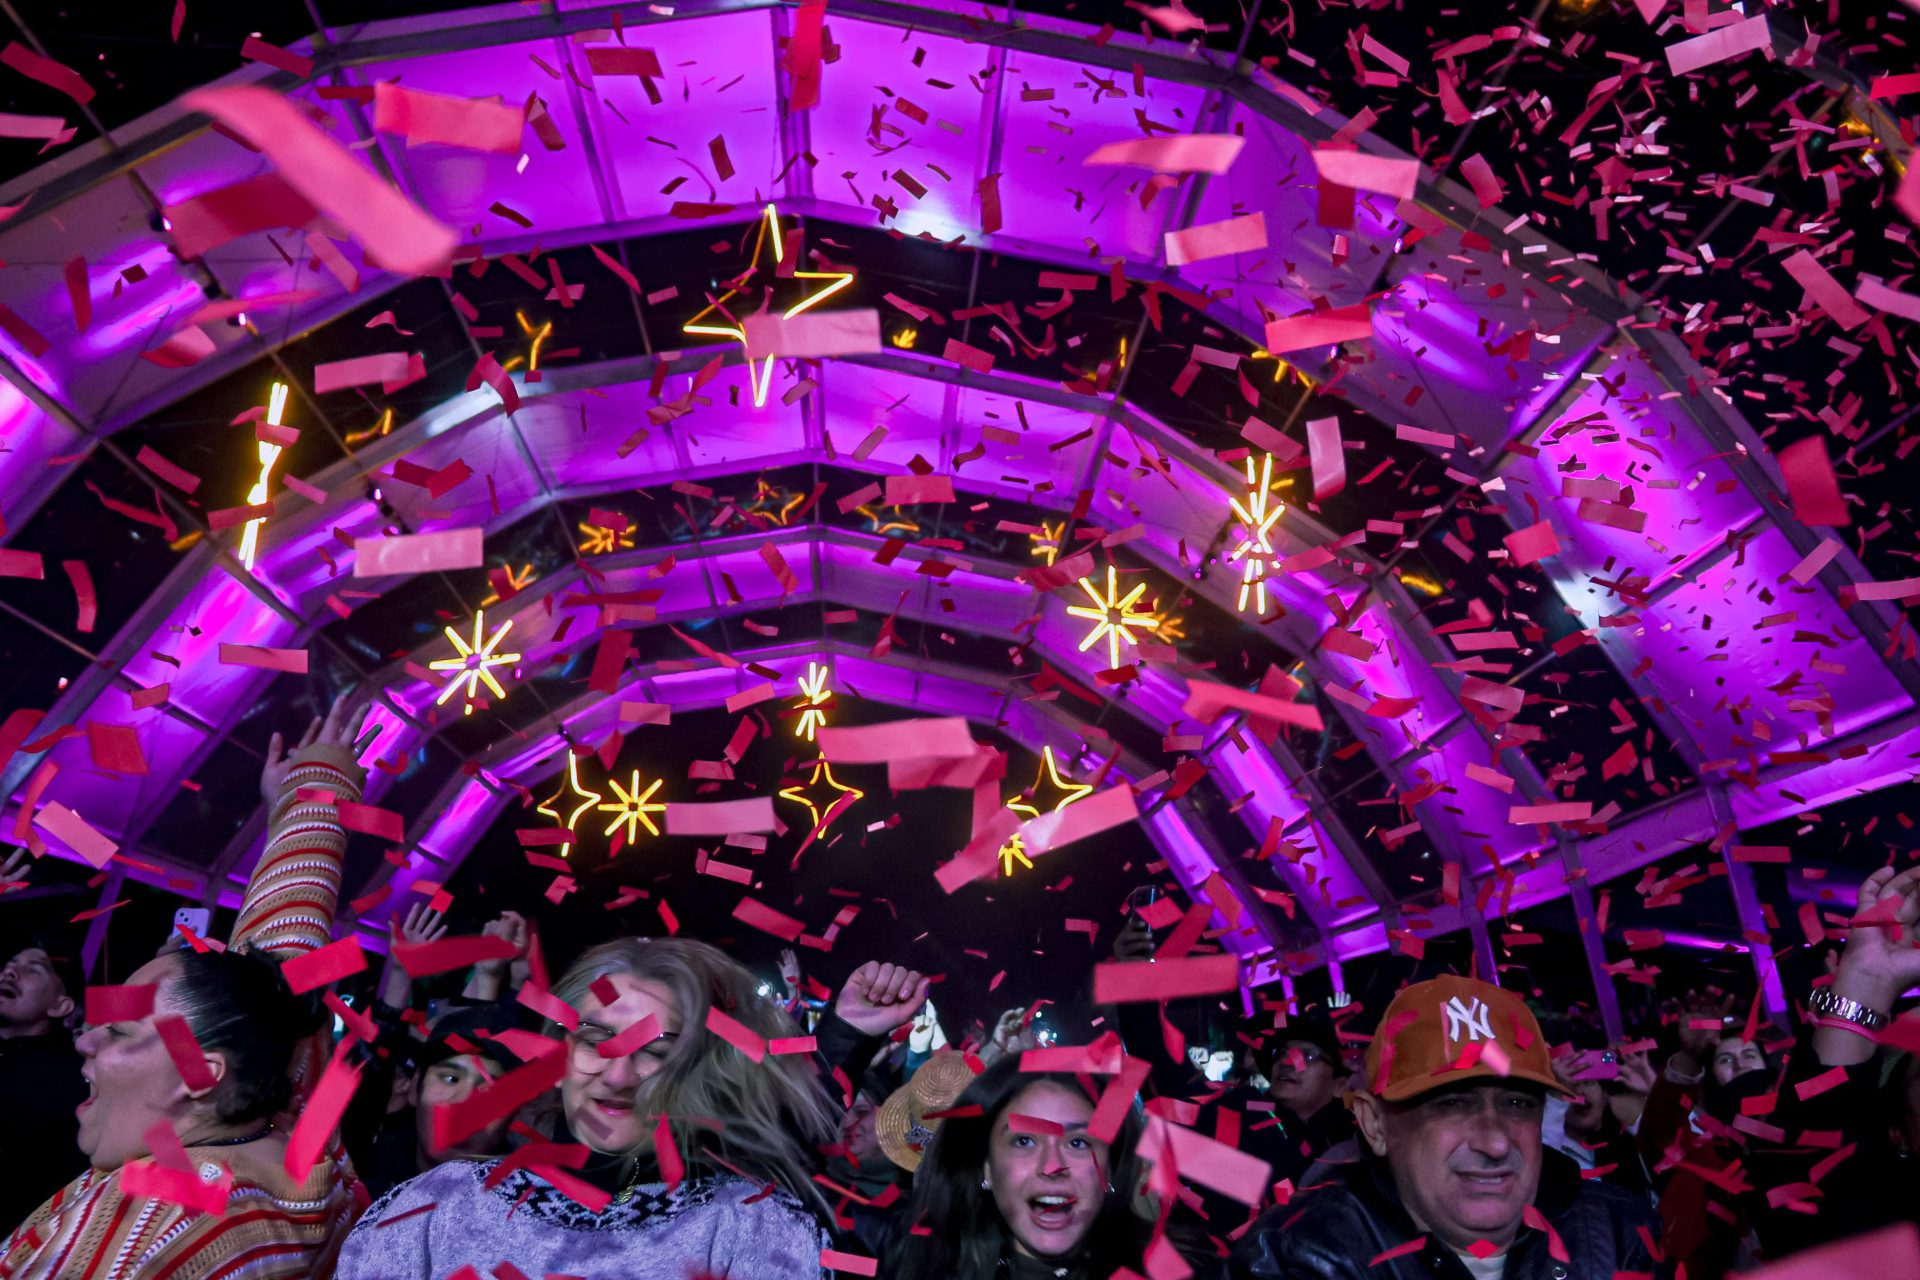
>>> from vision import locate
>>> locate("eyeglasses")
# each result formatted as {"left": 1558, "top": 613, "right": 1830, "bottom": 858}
{"left": 1276, "top": 1049, "right": 1326, "bottom": 1068}
{"left": 567, "top": 1025, "right": 675, "bottom": 1073}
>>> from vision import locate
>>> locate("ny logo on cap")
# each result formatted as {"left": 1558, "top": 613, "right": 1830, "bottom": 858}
{"left": 1443, "top": 996, "right": 1494, "bottom": 1044}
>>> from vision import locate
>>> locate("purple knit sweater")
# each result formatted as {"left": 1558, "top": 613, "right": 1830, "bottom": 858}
{"left": 335, "top": 1160, "right": 830, "bottom": 1280}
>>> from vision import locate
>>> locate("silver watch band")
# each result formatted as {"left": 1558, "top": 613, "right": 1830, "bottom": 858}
{"left": 1809, "top": 986, "right": 1889, "bottom": 1032}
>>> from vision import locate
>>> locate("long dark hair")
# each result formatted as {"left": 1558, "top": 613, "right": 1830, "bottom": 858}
{"left": 889, "top": 1055, "right": 1149, "bottom": 1280}
{"left": 167, "top": 946, "right": 325, "bottom": 1126}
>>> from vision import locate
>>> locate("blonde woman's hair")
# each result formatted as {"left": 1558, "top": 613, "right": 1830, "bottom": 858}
{"left": 549, "top": 937, "right": 840, "bottom": 1215}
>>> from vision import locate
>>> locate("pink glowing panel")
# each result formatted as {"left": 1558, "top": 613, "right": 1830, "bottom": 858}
{"left": 995, "top": 57, "right": 1210, "bottom": 262}
{"left": 356, "top": 782, "right": 507, "bottom": 933}
{"left": 1624, "top": 526, "right": 1907, "bottom": 761}
{"left": 1313, "top": 591, "right": 1459, "bottom": 762}
{"left": 1350, "top": 254, "right": 1613, "bottom": 455}
{"left": 132, "top": 101, "right": 360, "bottom": 362}
{"left": 1731, "top": 716, "right": 1920, "bottom": 830}
{"left": 376, "top": 411, "right": 548, "bottom": 534}
{"left": 355, "top": 703, "right": 423, "bottom": 807}
{"left": 669, "top": 363, "right": 809, "bottom": 467}
{"left": 0, "top": 175, "right": 239, "bottom": 422}
{"left": 805, "top": 19, "right": 985, "bottom": 241}
{"left": 1180, "top": 102, "right": 1397, "bottom": 334}
{"left": 1502, "top": 343, "right": 1760, "bottom": 596}
{"left": 1326, "top": 919, "right": 1391, "bottom": 963}
{"left": 255, "top": 498, "right": 390, "bottom": 619}
{"left": 953, "top": 384, "right": 1102, "bottom": 500}
{"left": 823, "top": 538, "right": 1032, "bottom": 632}
{"left": 525, "top": 382, "right": 682, "bottom": 494}
{"left": 0, "top": 382, "right": 84, "bottom": 535}
{"left": 1208, "top": 740, "right": 1374, "bottom": 929}
{"left": 36, "top": 690, "right": 210, "bottom": 842}
{"left": 574, "top": 12, "right": 780, "bottom": 219}
{"left": 116, "top": 568, "right": 298, "bottom": 724}
{"left": 820, "top": 360, "right": 947, "bottom": 473}
{"left": 353, "top": 44, "right": 604, "bottom": 237}
{"left": 1394, "top": 730, "right": 1548, "bottom": 876}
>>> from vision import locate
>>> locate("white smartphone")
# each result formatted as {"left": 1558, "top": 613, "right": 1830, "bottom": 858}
{"left": 172, "top": 907, "right": 211, "bottom": 943}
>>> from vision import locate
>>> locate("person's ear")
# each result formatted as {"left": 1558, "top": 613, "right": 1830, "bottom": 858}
{"left": 48, "top": 990, "right": 75, "bottom": 1023}
{"left": 1351, "top": 1090, "right": 1390, "bottom": 1158}
{"left": 182, "top": 1049, "right": 230, "bottom": 1105}
{"left": 408, "top": 1072, "right": 424, "bottom": 1107}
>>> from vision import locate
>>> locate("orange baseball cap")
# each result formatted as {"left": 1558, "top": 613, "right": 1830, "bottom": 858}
{"left": 1362, "top": 976, "right": 1571, "bottom": 1103}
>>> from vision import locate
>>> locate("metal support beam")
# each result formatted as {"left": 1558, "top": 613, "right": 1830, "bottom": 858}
{"left": 1557, "top": 839, "right": 1623, "bottom": 1044}
{"left": 1704, "top": 783, "right": 1790, "bottom": 1029}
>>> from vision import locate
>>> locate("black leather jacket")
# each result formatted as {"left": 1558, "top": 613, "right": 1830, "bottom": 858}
{"left": 1226, "top": 1149, "right": 1658, "bottom": 1280}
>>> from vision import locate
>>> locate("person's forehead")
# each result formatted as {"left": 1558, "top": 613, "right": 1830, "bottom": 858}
{"left": 1406, "top": 1079, "right": 1544, "bottom": 1106}
{"left": 8, "top": 948, "right": 50, "bottom": 969}
{"left": 1002, "top": 1080, "right": 1094, "bottom": 1125}
{"left": 427, "top": 1052, "right": 502, "bottom": 1075}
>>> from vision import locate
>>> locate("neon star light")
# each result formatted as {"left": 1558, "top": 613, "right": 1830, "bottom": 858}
{"left": 1227, "top": 452, "right": 1285, "bottom": 615}
{"left": 683, "top": 202, "right": 854, "bottom": 408}
{"left": 429, "top": 609, "right": 521, "bottom": 716}
{"left": 237, "top": 381, "right": 289, "bottom": 570}
{"left": 1066, "top": 565, "right": 1157, "bottom": 670}
{"left": 536, "top": 753, "right": 603, "bottom": 858}
{"left": 779, "top": 758, "right": 864, "bottom": 832}
{"left": 599, "top": 770, "right": 668, "bottom": 843}
{"left": 793, "top": 662, "right": 832, "bottom": 742}
{"left": 578, "top": 520, "right": 634, "bottom": 556}
{"left": 1030, "top": 519, "right": 1067, "bottom": 567}
{"left": 999, "top": 746, "right": 1091, "bottom": 877}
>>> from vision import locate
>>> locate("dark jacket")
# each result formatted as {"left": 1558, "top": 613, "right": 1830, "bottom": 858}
{"left": 1226, "top": 1148, "right": 1658, "bottom": 1280}
{"left": 0, "top": 1029, "right": 88, "bottom": 1235}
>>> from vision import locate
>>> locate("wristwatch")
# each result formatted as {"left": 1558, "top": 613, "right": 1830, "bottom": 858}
{"left": 1808, "top": 986, "right": 1889, "bottom": 1032}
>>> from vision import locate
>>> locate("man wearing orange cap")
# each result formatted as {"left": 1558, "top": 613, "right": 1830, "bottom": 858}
{"left": 1228, "top": 976, "right": 1658, "bottom": 1280}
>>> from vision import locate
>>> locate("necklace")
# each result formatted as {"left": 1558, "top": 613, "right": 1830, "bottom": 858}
{"left": 196, "top": 1126, "right": 273, "bottom": 1149}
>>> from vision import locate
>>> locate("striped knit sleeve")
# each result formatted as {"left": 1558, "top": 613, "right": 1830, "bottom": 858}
{"left": 230, "top": 740, "right": 367, "bottom": 958}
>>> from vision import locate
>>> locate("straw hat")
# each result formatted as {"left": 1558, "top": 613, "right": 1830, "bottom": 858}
{"left": 875, "top": 1051, "right": 980, "bottom": 1173}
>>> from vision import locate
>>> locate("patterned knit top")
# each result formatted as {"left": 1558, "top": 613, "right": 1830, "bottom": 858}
{"left": 0, "top": 742, "right": 368, "bottom": 1280}
{"left": 335, "top": 1160, "right": 831, "bottom": 1280}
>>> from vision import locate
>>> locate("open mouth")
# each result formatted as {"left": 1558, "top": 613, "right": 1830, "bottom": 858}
{"left": 1027, "top": 1194, "right": 1077, "bottom": 1229}
{"left": 76, "top": 1074, "right": 95, "bottom": 1117}
{"left": 591, "top": 1097, "right": 635, "bottom": 1119}
{"left": 1456, "top": 1171, "right": 1514, "bottom": 1192}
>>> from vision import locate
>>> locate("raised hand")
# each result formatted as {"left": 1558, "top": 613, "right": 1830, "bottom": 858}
{"left": 1675, "top": 989, "right": 1736, "bottom": 1060}
{"left": 834, "top": 960, "right": 931, "bottom": 1037}
{"left": 1833, "top": 866, "right": 1920, "bottom": 1010}
{"left": 1616, "top": 1047, "right": 1656, "bottom": 1096}
{"left": 0, "top": 845, "right": 30, "bottom": 890}
{"left": 778, "top": 947, "right": 802, "bottom": 990}
{"left": 392, "top": 901, "right": 449, "bottom": 948}
{"left": 1112, "top": 915, "right": 1155, "bottom": 963}
{"left": 476, "top": 910, "right": 530, "bottom": 978}
{"left": 261, "top": 696, "right": 375, "bottom": 804}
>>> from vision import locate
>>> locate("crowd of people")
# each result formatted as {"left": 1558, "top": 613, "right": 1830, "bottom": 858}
{"left": 0, "top": 697, "right": 1917, "bottom": 1279}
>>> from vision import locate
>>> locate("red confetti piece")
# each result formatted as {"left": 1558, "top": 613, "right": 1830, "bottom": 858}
{"left": 393, "top": 934, "right": 520, "bottom": 977}
{"left": 0, "top": 41, "right": 93, "bottom": 105}
{"left": 281, "top": 936, "right": 367, "bottom": 993}
{"left": 85, "top": 984, "right": 156, "bottom": 1024}
{"left": 218, "top": 643, "right": 309, "bottom": 673}
{"left": 731, "top": 896, "right": 805, "bottom": 941}
{"left": 705, "top": 1007, "right": 767, "bottom": 1062}
{"left": 284, "top": 1048, "right": 359, "bottom": 1181}
{"left": 373, "top": 82, "right": 522, "bottom": 154}
{"left": 1092, "top": 955, "right": 1239, "bottom": 1003}
{"left": 337, "top": 801, "right": 404, "bottom": 842}
{"left": 155, "top": 1014, "right": 221, "bottom": 1091}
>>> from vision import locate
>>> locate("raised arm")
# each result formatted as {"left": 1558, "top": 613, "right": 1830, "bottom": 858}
{"left": 231, "top": 698, "right": 373, "bottom": 956}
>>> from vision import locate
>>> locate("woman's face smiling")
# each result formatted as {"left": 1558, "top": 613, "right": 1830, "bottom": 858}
{"left": 985, "top": 1081, "right": 1110, "bottom": 1260}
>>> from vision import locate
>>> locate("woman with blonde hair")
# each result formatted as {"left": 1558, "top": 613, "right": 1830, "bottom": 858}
{"left": 337, "top": 936, "right": 843, "bottom": 1278}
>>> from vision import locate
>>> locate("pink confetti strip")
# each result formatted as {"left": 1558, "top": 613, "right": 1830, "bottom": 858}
{"left": 140, "top": 326, "right": 215, "bottom": 368}
{"left": 664, "top": 798, "right": 777, "bottom": 836}
{"left": 0, "top": 549, "right": 43, "bottom": 579}
{"left": 1780, "top": 250, "right": 1870, "bottom": 330}
{"left": 731, "top": 896, "right": 805, "bottom": 941}
{"left": 818, "top": 717, "right": 976, "bottom": 764}
{"left": 393, "top": 935, "right": 519, "bottom": 977}
{"left": 338, "top": 801, "right": 404, "bottom": 841}
{"left": 155, "top": 1014, "right": 221, "bottom": 1090}
{"left": 1778, "top": 437, "right": 1850, "bottom": 527}
{"left": 239, "top": 35, "right": 313, "bottom": 78}
{"left": 1164, "top": 211, "right": 1266, "bottom": 266}
{"left": 162, "top": 174, "right": 320, "bottom": 260}
{"left": 182, "top": 85, "right": 455, "bottom": 276}
{"left": 1086, "top": 134, "right": 1244, "bottom": 174}
{"left": 0, "top": 41, "right": 93, "bottom": 105}
{"left": 1310, "top": 148, "right": 1419, "bottom": 197}
{"left": 85, "top": 984, "right": 157, "bottom": 1023}
{"left": 218, "top": 643, "right": 309, "bottom": 673}
{"left": 1664, "top": 14, "right": 1772, "bottom": 76}
{"left": 742, "top": 309, "right": 880, "bottom": 357}
{"left": 354, "top": 528, "right": 484, "bottom": 578}
{"left": 1265, "top": 306, "right": 1372, "bottom": 355}
{"left": 1092, "top": 954, "right": 1240, "bottom": 1003}
{"left": 373, "top": 82, "right": 523, "bottom": 155}
{"left": 704, "top": 1007, "right": 767, "bottom": 1062}
{"left": 314, "top": 352, "right": 416, "bottom": 393}
{"left": 30, "top": 800, "right": 117, "bottom": 867}
{"left": 1507, "top": 801, "right": 1593, "bottom": 825}
{"left": 281, "top": 936, "right": 367, "bottom": 993}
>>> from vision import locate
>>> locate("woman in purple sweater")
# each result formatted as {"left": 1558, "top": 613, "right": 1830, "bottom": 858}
{"left": 337, "top": 937, "right": 841, "bottom": 1280}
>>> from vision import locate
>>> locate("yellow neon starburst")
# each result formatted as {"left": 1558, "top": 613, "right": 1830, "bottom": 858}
{"left": 428, "top": 610, "right": 521, "bottom": 716}
{"left": 1065, "top": 565, "right": 1157, "bottom": 670}
{"left": 778, "top": 758, "right": 864, "bottom": 832}
{"left": 1148, "top": 605, "right": 1186, "bottom": 643}
{"left": 1030, "top": 519, "right": 1067, "bottom": 567}
{"left": 892, "top": 327, "right": 918, "bottom": 350}
{"left": 237, "top": 381, "right": 289, "bottom": 570}
{"left": 345, "top": 406, "right": 395, "bottom": 447}
{"left": 746, "top": 478, "right": 806, "bottom": 527}
{"left": 502, "top": 310, "right": 553, "bottom": 374}
{"left": 481, "top": 562, "right": 538, "bottom": 608}
{"left": 682, "top": 202, "right": 854, "bottom": 408}
{"left": 998, "top": 746, "right": 1090, "bottom": 877}
{"left": 1249, "top": 347, "right": 1317, "bottom": 387}
{"left": 793, "top": 661, "right": 832, "bottom": 743}
{"left": 578, "top": 520, "right": 635, "bottom": 556}
{"left": 854, "top": 503, "right": 921, "bottom": 538}
{"left": 1226, "top": 452, "right": 1285, "bottom": 615}
{"left": 598, "top": 769, "right": 668, "bottom": 843}
{"left": 536, "top": 752, "right": 603, "bottom": 858}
